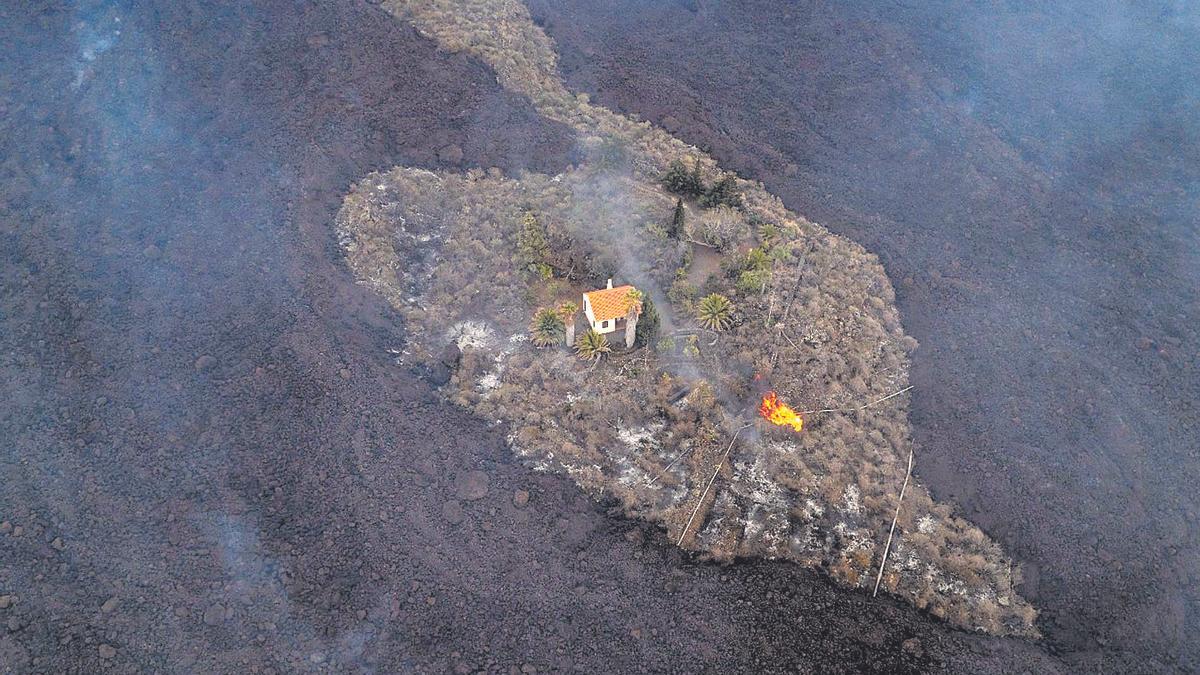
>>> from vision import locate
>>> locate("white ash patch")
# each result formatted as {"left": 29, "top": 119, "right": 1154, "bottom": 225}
{"left": 790, "top": 522, "right": 820, "bottom": 554}
{"left": 742, "top": 509, "right": 764, "bottom": 542}
{"left": 917, "top": 514, "right": 936, "bottom": 534}
{"left": 742, "top": 503, "right": 791, "bottom": 555}
{"left": 841, "top": 484, "right": 862, "bottom": 515}
{"left": 881, "top": 541, "right": 918, "bottom": 574}
{"left": 616, "top": 421, "right": 664, "bottom": 453}
{"left": 800, "top": 498, "right": 825, "bottom": 521}
{"left": 833, "top": 521, "right": 874, "bottom": 554}
{"left": 731, "top": 453, "right": 790, "bottom": 553}
{"left": 649, "top": 438, "right": 693, "bottom": 488}
{"left": 801, "top": 324, "right": 830, "bottom": 346}
{"left": 613, "top": 421, "right": 665, "bottom": 488}
{"left": 696, "top": 491, "right": 736, "bottom": 550}
{"left": 477, "top": 371, "right": 502, "bottom": 393}
{"left": 447, "top": 321, "right": 496, "bottom": 351}
{"left": 925, "top": 564, "right": 968, "bottom": 597}
{"left": 733, "top": 452, "right": 788, "bottom": 508}
{"left": 770, "top": 439, "right": 802, "bottom": 455}
{"left": 615, "top": 458, "right": 652, "bottom": 488}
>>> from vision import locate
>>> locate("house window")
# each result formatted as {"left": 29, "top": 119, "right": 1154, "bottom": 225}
{"left": 601, "top": 320, "right": 609, "bottom": 329}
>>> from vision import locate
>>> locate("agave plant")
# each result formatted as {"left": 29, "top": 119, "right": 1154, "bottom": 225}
{"left": 696, "top": 293, "right": 734, "bottom": 331}
{"left": 530, "top": 307, "right": 565, "bottom": 347}
{"left": 574, "top": 329, "right": 611, "bottom": 361}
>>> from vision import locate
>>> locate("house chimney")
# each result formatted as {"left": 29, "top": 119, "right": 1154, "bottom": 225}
{"left": 606, "top": 278, "right": 613, "bottom": 289}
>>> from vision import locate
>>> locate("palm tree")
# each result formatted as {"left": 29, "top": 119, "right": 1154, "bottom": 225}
{"left": 696, "top": 293, "right": 734, "bottom": 331}
{"left": 574, "top": 329, "right": 611, "bottom": 362}
{"left": 623, "top": 288, "right": 644, "bottom": 315}
{"left": 530, "top": 307, "right": 565, "bottom": 347}
{"left": 557, "top": 301, "right": 579, "bottom": 347}
{"left": 622, "top": 288, "right": 644, "bottom": 349}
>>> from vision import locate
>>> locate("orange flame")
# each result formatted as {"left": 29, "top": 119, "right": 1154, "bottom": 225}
{"left": 759, "top": 391, "right": 804, "bottom": 432}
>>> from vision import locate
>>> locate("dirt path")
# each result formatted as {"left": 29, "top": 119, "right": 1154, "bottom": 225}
{"left": 1, "top": 1, "right": 1063, "bottom": 671}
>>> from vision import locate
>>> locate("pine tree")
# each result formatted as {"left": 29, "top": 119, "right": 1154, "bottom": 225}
{"left": 689, "top": 160, "right": 704, "bottom": 195}
{"left": 635, "top": 296, "right": 660, "bottom": 346}
{"left": 517, "top": 211, "right": 550, "bottom": 273}
{"left": 668, "top": 198, "right": 686, "bottom": 239}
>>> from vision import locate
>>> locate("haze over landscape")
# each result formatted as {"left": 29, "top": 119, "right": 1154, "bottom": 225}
{"left": 2, "top": 1, "right": 1196, "bottom": 672}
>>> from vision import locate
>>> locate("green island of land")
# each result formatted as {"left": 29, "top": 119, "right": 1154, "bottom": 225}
{"left": 335, "top": 0, "right": 1039, "bottom": 637}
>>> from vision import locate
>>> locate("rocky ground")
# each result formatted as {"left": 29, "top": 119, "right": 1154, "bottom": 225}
{"left": 526, "top": 0, "right": 1200, "bottom": 671}
{"left": 0, "top": 0, "right": 1171, "bottom": 672}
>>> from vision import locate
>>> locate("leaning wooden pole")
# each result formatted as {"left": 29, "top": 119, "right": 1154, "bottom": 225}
{"left": 873, "top": 446, "right": 914, "bottom": 597}
{"left": 676, "top": 424, "right": 752, "bottom": 547}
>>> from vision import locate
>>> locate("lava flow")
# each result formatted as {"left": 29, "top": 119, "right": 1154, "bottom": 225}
{"left": 759, "top": 391, "right": 804, "bottom": 432}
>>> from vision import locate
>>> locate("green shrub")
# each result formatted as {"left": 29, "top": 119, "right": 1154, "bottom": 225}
{"left": 530, "top": 307, "right": 565, "bottom": 347}
{"left": 635, "top": 296, "right": 660, "bottom": 346}
{"left": 696, "top": 293, "right": 735, "bottom": 331}
{"left": 574, "top": 329, "right": 611, "bottom": 361}
{"left": 661, "top": 159, "right": 705, "bottom": 197}
{"left": 668, "top": 278, "right": 698, "bottom": 311}
{"left": 736, "top": 269, "right": 770, "bottom": 295}
{"left": 700, "top": 174, "right": 742, "bottom": 209}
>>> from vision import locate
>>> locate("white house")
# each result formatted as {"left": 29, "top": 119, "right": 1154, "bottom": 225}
{"left": 582, "top": 279, "right": 641, "bottom": 348}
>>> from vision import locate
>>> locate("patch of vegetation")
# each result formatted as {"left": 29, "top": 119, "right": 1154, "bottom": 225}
{"left": 695, "top": 293, "right": 735, "bottom": 331}
{"left": 700, "top": 173, "right": 743, "bottom": 209}
{"left": 530, "top": 307, "right": 565, "bottom": 347}
{"left": 662, "top": 159, "right": 706, "bottom": 198}
{"left": 636, "top": 296, "right": 660, "bottom": 347}
{"left": 574, "top": 329, "right": 611, "bottom": 361}
{"left": 345, "top": 0, "right": 1039, "bottom": 638}
{"left": 668, "top": 198, "right": 686, "bottom": 240}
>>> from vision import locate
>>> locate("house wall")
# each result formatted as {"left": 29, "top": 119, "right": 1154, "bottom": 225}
{"left": 583, "top": 294, "right": 619, "bottom": 334}
{"left": 591, "top": 317, "right": 623, "bottom": 335}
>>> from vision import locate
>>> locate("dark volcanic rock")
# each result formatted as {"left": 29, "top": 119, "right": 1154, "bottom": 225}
{"left": 455, "top": 471, "right": 490, "bottom": 501}
{"left": 527, "top": 0, "right": 1199, "bottom": 669}
{"left": 427, "top": 342, "right": 462, "bottom": 386}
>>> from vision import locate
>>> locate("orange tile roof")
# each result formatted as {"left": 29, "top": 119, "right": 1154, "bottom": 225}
{"left": 584, "top": 284, "right": 641, "bottom": 322}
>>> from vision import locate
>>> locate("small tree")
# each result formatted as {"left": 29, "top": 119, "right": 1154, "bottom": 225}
{"left": 517, "top": 211, "right": 551, "bottom": 274}
{"left": 700, "top": 174, "right": 742, "bottom": 209}
{"left": 636, "top": 296, "right": 660, "bottom": 346}
{"left": 736, "top": 268, "right": 771, "bottom": 295}
{"left": 668, "top": 198, "right": 686, "bottom": 239}
{"left": 557, "top": 301, "right": 579, "bottom": 347}
{"left": 689, "top": 160, "right": 705, "bottom": 196}
{"left": 574, "top": 329, "right": 611, "bottom": 362}
{"left": 530, "top": 307, "right": 565, "bottom": 347}
{"left": 696, "top": 293, "right": 735, "bottom": 331}
{"left": 661, "top": 159, "right": 705, "bottom": 197}
{"left": 622, "top": 288, "right": 645, "bottom": 349}
{"left": 623, "top": 288, "right": 645, "bottom": 315}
